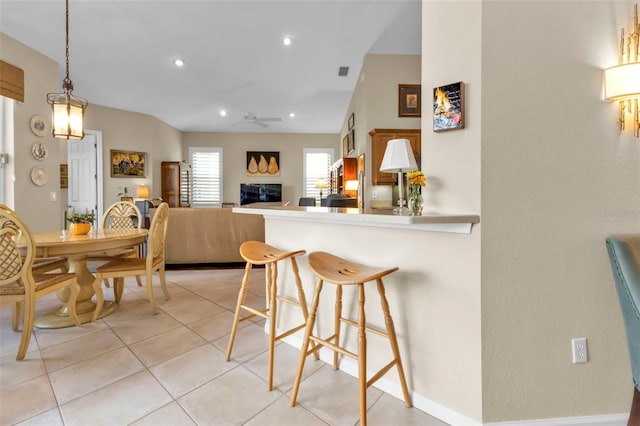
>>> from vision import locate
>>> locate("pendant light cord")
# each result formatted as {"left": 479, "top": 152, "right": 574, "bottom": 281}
{"left": 63, "top": 0, "right": 72, "bottom": 91}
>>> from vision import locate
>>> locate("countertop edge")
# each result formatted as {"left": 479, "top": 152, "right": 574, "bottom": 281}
{"left": 232, "top": 205, "right": 479, "bottom": 234}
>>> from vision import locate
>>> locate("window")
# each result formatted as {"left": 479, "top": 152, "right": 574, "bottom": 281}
{"left": 189, "top": 147, "right": 222, "bottom": 207}
{"left": 303, "top": 148, "right": 333, "bottom": 200}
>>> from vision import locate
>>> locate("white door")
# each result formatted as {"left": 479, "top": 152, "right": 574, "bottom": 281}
{"left": 68, "top": 131, "right": 102, "bottom": 224}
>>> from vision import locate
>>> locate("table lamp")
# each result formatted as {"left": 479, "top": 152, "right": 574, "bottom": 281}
{"left": 315, "top": 179, "right": 328, "bottom": 200}
{"left": 379, "top": 138, "right": 417, "bottom": 214}
{"left": 136, "top": 184, "right": 150, "bottom": 199}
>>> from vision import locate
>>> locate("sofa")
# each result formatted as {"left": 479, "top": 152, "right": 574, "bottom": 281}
{"left": 321, "top": 193, "right": 357, "bottom": 208}
{"left": 151, "top": 207, "right": 264, "bottom": 264}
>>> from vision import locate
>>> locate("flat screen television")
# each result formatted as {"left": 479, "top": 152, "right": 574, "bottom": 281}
{"left": 240, "top": 183, "right": 282, "bottom": 205}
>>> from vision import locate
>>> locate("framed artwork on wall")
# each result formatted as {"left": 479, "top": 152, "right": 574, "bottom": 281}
{"left": 433, "top": 81, "right": 465, "bottom": 132}
{"left": 247, "top": 151, "right": 280, "bottom": 176}
{"left": 348, "top": 112, "right": 355, "bottom": 130}
{"left": 348, "top": 129, "right": 355, "bottom": 155}
{"left": 343, "top": 134, "right": 349, "bottom": 157}
{"left": 398, "top": 84, "right": 421, "bottom": 117}
{"left": 111, "top": 150, "right": 146, "bottom": 177}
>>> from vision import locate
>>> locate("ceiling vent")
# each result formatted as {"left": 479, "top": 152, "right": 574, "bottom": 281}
{"left": 338, "top": 66, "right": 349, "bottom": 77}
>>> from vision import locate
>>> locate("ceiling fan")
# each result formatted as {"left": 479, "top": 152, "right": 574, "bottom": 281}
{"left": 233, "top": 111, "right": 282, "bottom": 128}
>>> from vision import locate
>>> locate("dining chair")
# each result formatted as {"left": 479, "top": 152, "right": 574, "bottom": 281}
{"left": 91, "top": 202, "right": 170, "bottom": 320}
{"left": 298, "top": 197, "right": 316, "bottom": 206}
{"left": 0, "top": 204, "right": 80, "bottom": 360}
{"left": 89, "top": 201, "right": 144, "bottom": 287}
{"left": 606, "top": 234, "right": 640, "bottom": 425}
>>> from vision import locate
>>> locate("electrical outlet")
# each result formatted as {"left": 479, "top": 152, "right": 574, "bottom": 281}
{"left": 50, "top": 192, "right": 57, "bottom": 202}
{"left": 371, "top": 190, "right": 378, "bottom": 199}
{"left": 572, "top": 337, "right": 588, "bottom": 363}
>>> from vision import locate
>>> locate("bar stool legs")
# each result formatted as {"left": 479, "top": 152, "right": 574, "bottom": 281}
{"left": 226, "top": 241, "right": 316, "bottom": 391}
{"left": 290, "top": 252, "right": 412, "bottom": 426}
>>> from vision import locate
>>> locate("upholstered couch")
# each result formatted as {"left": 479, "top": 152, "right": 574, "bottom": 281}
{"left": 151, "top": 207, "right": 264, "bottom": 264}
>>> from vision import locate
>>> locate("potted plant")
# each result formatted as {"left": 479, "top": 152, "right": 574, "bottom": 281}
{"left": 117, "top": 186, "right": 130, "bottom": 200}
{"left": 66, "top": 210, "right": 96, "bottom": 235}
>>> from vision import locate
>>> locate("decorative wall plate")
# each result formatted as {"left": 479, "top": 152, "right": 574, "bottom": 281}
{"left": 31, "top": 142, "right": 48, "bottom": 160}
{"left": 30, "top": 115, "right": 48, "bottom": 137}
{"left": 30, "top": 166, "right": 48, "bottom": 186}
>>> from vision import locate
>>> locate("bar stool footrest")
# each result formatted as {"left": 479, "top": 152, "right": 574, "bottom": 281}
{"left": 309, "top": 335, "right": 358, "bottom": 360}
{"left": 274, "top": 322, "right": 306, "bottom": 342}
{"left": 341, "top": 317, "right": 389, "bottom": 339}
{"left": 367, "top": 360, "right": 398, "bottom": 388}
{"left": 240, "top": 305, "right": 268, "bottom": 320}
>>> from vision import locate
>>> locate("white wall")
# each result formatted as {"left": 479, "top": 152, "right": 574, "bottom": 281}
{"left": 0, "top": 33, "right": 62, "bottom": 232}
{"left": 480, "top": 1, "right": 639, "bottom": 422}
{"left": 84, "top": 104, "right": 182, "bottom": 207}
{"left": 182, "top": 132, "right": 339, "bottom": 206}
{"left": 341, "top": 54, "right": 421, "bottom": 207}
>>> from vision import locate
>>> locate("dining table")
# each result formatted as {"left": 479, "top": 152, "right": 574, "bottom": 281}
{"left": 18, "top": 227, "right": 148, "bottom": 328}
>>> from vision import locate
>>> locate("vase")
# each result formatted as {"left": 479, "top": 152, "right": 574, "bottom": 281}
{"left": 69, "top": 222, "right": 91, "bottom": 235}
{"left": 408, "top": 191, "right": 423, "bottom": 216}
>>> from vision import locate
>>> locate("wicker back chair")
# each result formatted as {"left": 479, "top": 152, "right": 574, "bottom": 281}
{"left": 0, "top": 204, "right": 80, "bottom": 360}
{"left": 92, "top": 202, "right": 170, "bottom": 320}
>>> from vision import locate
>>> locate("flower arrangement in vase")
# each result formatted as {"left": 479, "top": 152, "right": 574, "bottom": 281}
{"left": 65, "top": 210, "right": 96, "bottom": 235}
{"left": 407, "top": 170, "right": 426, "bottom": 216}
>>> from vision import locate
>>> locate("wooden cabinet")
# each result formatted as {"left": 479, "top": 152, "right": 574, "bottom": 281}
{"left": 161, "top": 161, "right": 191, "bottom": 207}
{"left": 329, "top": 157, "right": 357, "bottom": 194}
{"left": 369, "top": 129, "right": 421, "bottom": 185}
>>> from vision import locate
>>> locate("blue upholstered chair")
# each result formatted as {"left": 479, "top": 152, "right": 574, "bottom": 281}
{"left": 606, "top": 234, "right": 640, "bottom": 425}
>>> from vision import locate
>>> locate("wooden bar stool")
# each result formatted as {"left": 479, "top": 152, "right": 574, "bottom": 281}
{"left": 226, "top": 240, "right": 317, "bottom": 391}
{"left": 290, "top": 251, "right": 412, "bottom": 426}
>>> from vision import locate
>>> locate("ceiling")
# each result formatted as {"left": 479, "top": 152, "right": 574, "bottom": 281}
{"left": 0, "top": 0, "right": 421, "bottom": 134}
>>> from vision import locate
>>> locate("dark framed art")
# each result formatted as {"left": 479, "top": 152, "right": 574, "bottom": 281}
{"left": 246, "top": 151, "right": 280, "bottom": 176}
{"left": 343, "top": 134, "right": 349, "bottom": 157}
{"left": 433, "top": 81, "right": 465, "bottom": 132}
{"left": 348, "top": 112, "right": 355, "bottom": 130}
{"left": 398, "top": 84, "right": 421, "bottom": 117}
{"left": 348, "top": 129, "right": 355, "bottom": 155}
{"left": 111, "top": 150, "right": 146, "bottom": 177}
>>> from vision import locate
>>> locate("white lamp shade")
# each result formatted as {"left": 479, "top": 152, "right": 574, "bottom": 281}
{"left": 379, "top": 138, "right": 418, "bottom": 172}
{"left": 136, "top": 184, "right": 150, "bottom": 199}
{"left": 344, "top": 180, "right": 359, "bottom": 191}
{"left": 603, "top": 63, "right": 640, "bottom": 101}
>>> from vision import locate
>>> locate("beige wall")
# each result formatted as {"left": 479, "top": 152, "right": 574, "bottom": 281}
{"left": 421, "top": 1, "right": 483, "bottom": 420}
{"left": 341, "top": 54, "right": 421, "bottom": 206}
{"left": 0, "top": 33, "right": 61, "bottom": 232}
{"left": 182, "top": 132, "right": 339, "bottom": 206}
{"left": 84, "top": 104, "right": 182, "bottom": 207}
{"left": 480, "top": 1, "right": 639, "bottom": 422}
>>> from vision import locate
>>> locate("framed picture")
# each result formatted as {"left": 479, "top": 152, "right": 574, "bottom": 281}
{"left": 60, "top": 163, "right": 68, "bottom": 176}
{"left": 348, "top": 129, "right": 355, "bottom": 155}
{"left": 348, "top": 112, "right": 355, "bottom": 130}
{"left": 247, "top": 151, "right": 280, "bottom": 176}
{"left": 398, "top": 84, "right": 421, "bottom": 117}
{"left": 110, "top": 150, "right": 146, "bottom": 177}
{"left": 343, "top": 134, "right": 349, "bottom": 157}
{"left": 60, "top": 176, "right": 68, "bottom": 189}
{"left": 433, "top": 81, "right": 465, "bottom": 132}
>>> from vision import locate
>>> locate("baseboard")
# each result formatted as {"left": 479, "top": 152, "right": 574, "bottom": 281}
{"left": 484, "top": 413, "right": 627, "bottom": 426}
{"left": 276, "top": 330, "right": 628, "bottom": 426}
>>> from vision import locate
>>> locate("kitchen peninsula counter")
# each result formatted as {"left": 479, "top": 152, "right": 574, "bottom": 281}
{"left": 233, "top": 204, "right": 479, "bottom": 234}
{"left": 231, "top": 202, "right": 481, "bottom": 423}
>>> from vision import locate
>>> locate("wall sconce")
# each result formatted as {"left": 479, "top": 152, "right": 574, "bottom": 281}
{"left": 603, "top": 3, "right": 639, "bottom": 138}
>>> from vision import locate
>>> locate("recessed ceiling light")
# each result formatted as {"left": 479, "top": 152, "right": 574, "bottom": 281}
{"left": 289, "top": 112, "right": 295, "bottom": 118}
{"left": 220, "top": 109, "right": 227, "bottom": 117}
{"left": 173, "top": 58, "right": 184, "bottom": 67}
{"left": 283, "top": 36, "right": 292, "bottom": 46}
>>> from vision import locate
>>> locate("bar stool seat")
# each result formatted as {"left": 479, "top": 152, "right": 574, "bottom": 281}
{"left": 290, "top": 251, "right": 412, "bottom": 426}
{"left": 226, "top": 240, "right": 317, "bottom": 391}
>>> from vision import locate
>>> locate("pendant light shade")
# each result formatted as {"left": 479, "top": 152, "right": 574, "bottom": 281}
{"left": 46, "top": 0, "right": 88, "bottom": 140}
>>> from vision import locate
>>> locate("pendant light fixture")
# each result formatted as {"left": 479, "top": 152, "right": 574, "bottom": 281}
{"left": 47, "top": 0, "right": 88, "bottom": 140}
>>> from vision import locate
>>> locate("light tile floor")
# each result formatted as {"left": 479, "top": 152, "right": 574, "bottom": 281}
{"left": 0, "top": 267, "right": 448, "bottom": 426}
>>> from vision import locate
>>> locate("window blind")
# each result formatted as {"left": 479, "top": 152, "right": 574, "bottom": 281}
{"left": 190, "top": 147, "right": 222, "bottom": 207}
{"left": 303, "top": 149, "right": 333, "bottom": 199}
